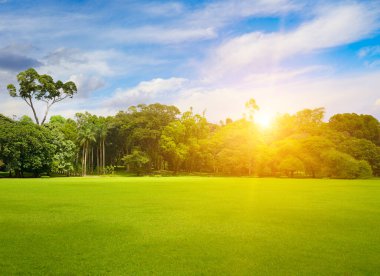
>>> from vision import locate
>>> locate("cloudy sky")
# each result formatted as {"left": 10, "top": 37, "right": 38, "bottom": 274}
{"left": 1, "top": 0, "right": 380, "bottom": 122}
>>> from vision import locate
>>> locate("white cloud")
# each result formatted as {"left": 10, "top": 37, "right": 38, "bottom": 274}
{"left": 204, "top": 3, "right": 380, "bottom": 81}
{"left": 0, "top": 0, "right": 298, "bottom": 47}
{"left": 136, "top": 2, "right": 184, "bottom": 16}
{"left": 106, "top": 27, "right": 217, "bottom": 44}
{"left": 243, "top": 65, "right": 331, "bottom": 84}
{"left": 41, "top": 48, "right": 115, "bottom": 77}
{"left": 39, "top": 47, "right": 166, "bottom": 79}
{"left": 0, "top": 13, "right": 92, "bottom": 38}
{"left": 0, "top": 98, "right": 26, "bottom": 119}
{"left": 187, "top": 0, "right": 301, "bottom": 28}
{"left": 174, "top": 70, "right": 380, "bottom": 122}
{"left": 68, "top": 74, "right": 105, "bottom": 98}
{"left": 105, "top": 77, "right": 188, "bottom": 109}
{"left": 104, "top": 0, "right": 300, "bottom": 45}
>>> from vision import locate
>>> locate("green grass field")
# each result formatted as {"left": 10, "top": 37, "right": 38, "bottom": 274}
{"left": 0, "top": 177, "right": 379, "bottom": 275}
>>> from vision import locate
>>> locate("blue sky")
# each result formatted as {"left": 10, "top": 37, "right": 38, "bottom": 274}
{"left": 1, "top": 0, "right": 380, "bottom": 122}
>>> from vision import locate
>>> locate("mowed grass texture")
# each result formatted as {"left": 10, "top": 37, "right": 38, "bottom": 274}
{"left": 0, "top": 177, "right": 379, "bottom": 275}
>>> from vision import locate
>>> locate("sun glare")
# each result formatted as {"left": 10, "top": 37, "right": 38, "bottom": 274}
{"left": 254, "top": 111, "right": 274, "bottom": 128}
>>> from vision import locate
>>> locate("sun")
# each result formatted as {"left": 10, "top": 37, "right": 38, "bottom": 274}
{"left": 254, "top": 111, "right": 274, "bottom": 128}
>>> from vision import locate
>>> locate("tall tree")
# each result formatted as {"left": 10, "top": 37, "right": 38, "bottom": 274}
{"left": 245, "top": 98, "right": 259, "bottom": 121}
{"left": 96, "top": 116, "right": 109, "bottom": 174}
{"left": 160, "top": 120, "right": 189, "bottom": 173}
{"left": 45, "top": 118, "right": 77, "bottom": 176}
{"left": 7, "top": 68, "right": 77, "bottom": 125}
{"left": 76, "top": 112, "right": 96, "bottom": 176}
{"left": 78, "top": 127, "right": 96, "bottom": 176}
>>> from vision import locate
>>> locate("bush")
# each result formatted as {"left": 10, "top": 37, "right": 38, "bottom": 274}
{"left": 104, "top": 165, "right": 115, "bottom": 175}
{"left": 357, "top": 160, "right": 372, "bottom": 179}
{"left": 322, "top": 150, "right": 373, "bottom": 179}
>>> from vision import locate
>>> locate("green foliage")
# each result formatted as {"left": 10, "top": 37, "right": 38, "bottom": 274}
{"left": 278, "top": 156, "right": 304, "bottom": 177}
{"left": 7, "top": 68, "right": 77, "bottom": 125}
{"left": 76, "top": 112, "right": 98, "bottom": 176}
{"left": 298, "top": 136, "right": 334, "bottom": 178}
{"left": 211, "top": 119, "right": 259, "bottom": 175}
{"left": 322, "top": 150, "right": 372, "bottom": 179}
{"left": 49, "top": 115, "right": 67, "bottom": 125}
{"left": 0, "top": 119, "right": 55, "bottom": 176}
{"left": 19, "top": 115, "right": 34, "bottom": 124}
{"left": 108, "top": 104, "right": 180, "bottom": 171}
{"left": 160, "top": 120, "right": 188, "bottom": 172}
{"left": 255, "top": 145, "right": 276, "bottom": 176}
{"left": 51, "top": 131, "right": 77, "bottom": 176}
{"left": 272, "top": 108, "right": 325, "bottom": 139}
{"left": 295, "top": 107, "right": 325, "bottom": 133}
{"left": 357, "top": 160, "right": 373, "bottom": 179}
{"left": 329, "top": 113, "right": 380, "bottom": 145}
{"left": 122, "top": 148, "right": 150, "bottom": 175}
{"left": 338, "top": 138, "right": 380, "bottom": 176}
{"left": 104, "top": 165, "right": 115, "bottom": 174}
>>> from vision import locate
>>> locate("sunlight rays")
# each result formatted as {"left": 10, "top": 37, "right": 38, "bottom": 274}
{"left": 254, "top": 110, "right": 275, "bottom": 128}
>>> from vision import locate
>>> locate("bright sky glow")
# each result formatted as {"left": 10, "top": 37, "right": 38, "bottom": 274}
{"left": 0, "top": 0, "right": 380, "bottom": 121}
{"left": 254, "top": 111, "right": 275, "bottom": 128}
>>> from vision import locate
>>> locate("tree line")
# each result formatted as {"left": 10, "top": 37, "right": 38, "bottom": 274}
{"left": 1, "top": 68, "right": 380, "bottom": 178}
{"left": 1, "top": 104, "right": 380, "bottom": 178}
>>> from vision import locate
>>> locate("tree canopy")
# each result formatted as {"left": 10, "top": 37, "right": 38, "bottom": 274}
{"left": 7, "top": 68, "right": 77, "bottom": 125}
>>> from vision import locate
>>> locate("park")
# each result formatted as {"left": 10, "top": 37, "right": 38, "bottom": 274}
{"left": 1, "top": 67, "right": 380, "bottom": 275}
{"left": 2, "top": 1, "right": 380, "bottom": 274}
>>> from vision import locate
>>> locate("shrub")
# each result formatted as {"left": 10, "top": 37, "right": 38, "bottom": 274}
{"left": 322, "top": 150, "right": 373, "bottom": 179}
{"left": 104, "top": 166, "right": 115, "bottom": 175}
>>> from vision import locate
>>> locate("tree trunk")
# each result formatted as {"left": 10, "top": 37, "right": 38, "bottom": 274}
{"left": 103, "top": 138, "right": 105, "bottom": 174}
{"left": 26, "top": 97, "right": 40, "bottom": 125}
{"left": 82, "top": 142, "right": 88, "bottom": 176}
{"left": 99, "top": 141, "right": 102, "bottom": 174}
{"left": 82, "top": 149, "right": 84, "bottom": 176}
{"left": 85, "top": 142, "right": 88, "bottom": 176}
{"left": 40, "top": 103, "right": 52, "bottom": 125}
{"left": 91, "top": 146, "right": 94, "bottom": 174}
{"left": 76, "top": 152, "right": 79, "bottom": 170}
{"left": 97, "top": 144, "right": 100, "bottom": 174}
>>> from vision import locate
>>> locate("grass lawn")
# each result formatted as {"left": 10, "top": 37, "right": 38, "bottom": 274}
{"left": 0, "top": 177, "right": 379, "bottom": 275}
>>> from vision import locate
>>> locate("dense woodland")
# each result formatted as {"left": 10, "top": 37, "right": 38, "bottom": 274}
{"left": 1, "top": 104, "right": 380, "bottom": 179}
{"left": 1, "top": 69, "right": 380, "bottom": 178}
